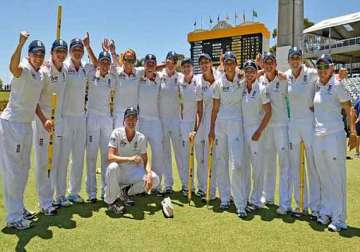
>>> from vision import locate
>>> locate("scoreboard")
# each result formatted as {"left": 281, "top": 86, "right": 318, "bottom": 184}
{"left": 188, "top": 22, "right": 270, "bottom": 74}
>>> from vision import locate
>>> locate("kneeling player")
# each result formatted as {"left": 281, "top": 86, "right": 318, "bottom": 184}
{"left": 104, "top": 107, "right": 160, "bottom": 214}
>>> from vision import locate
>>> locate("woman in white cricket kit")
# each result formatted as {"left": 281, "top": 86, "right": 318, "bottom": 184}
{"left": 312, "top": 54, "right": 356, "bottom": 232}
{"left": 192, "top": 53, "right": 218, "bottom": 201}
{"left": 178, "top": 58, "right": 197, "bottom": 196}
{"left": 33, "top": 39, "right": 68, "bottom": 215}
{"left": 209, "top": 51, "right": 246, "bottom": 214}
{"left": 259, "top": 52, "right": 291, "bottom": 215}
{"left": 85, "top": 51, "right": 116, "bottom": 202}
{"left": 104, "top": 107, "right": 160, "bottom": 214}
{"left": 285, "top": 47, "right": 321, "bottom": 218}
{"left": 159, "top": 51, "right": 184, "bottom": 194}
{"left": 137, "top": 54, "right": 164, "bottom": 194}
{"left": 0, "top": 32, "right": 51, "bottom": 230}
{"left": 56, "top": 35, "right": 97, "bottom": 205}
{"left": 108, "top": 43, "right": 143, "bottom": 127}
{"left": 241, "top": 60, "right": 272, "bottom": 212}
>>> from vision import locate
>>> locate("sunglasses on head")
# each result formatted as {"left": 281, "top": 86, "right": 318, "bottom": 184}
{"left": 317, "top": 64, "right": 330, "bottom": 70}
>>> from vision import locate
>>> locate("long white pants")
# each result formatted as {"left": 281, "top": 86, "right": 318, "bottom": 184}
{"left": 0, "top": 119, "right": 32, "bottom": 223}
{"left": 161, "top": 118, "right": 184, "bottom": 189}
{"left": 262, "top": 125, "right": 291, "bottom": 209}
{"left": 194, "top": 132, "right": 216, "bottom": 197}
{"left": 56, "top": 115, "right": 86, "bottom": 198}
{"left": 244, "top": 126, "right": 265, "bottom": 207}
{"left": 313, "top": 131, "right": 347, "bottom": 225}
{"left": 86, "top": 113, "right": 113, "bottom": 199}
{"left": 215, "top": 119, "right": 247, "bottom": 210}
{"left": 289, "top": 120, "right": 320, "bottom": 212}
{"left": 33, "top": 118, "right": 62, "bottom": 209}
{"left": 139, "top": 118, "right": 164, "bottom": 190}
{"left": 180, "top": 121, "right": 196, "bottom": 191}
{"left": 104, "top": 162, "right": 160, "bottom": 204}
{"left": 114, "top": 112, "right": 124, "bottom": 130}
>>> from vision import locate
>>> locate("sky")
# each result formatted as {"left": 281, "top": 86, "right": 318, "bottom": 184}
{"left": 0, "top": 0, "right": 359, "bottom": 83}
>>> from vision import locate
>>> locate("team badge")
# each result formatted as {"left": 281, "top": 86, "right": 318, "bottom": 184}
{"left": 50, "top": 75, "right": 58, "bottom": 83}
{"left": 327, "top": 84, "right": 333, "bottom": 94}
{"left": 120, "top": 140, "right": 127, "bottom": 147}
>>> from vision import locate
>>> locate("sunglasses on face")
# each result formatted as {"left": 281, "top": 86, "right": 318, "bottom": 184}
{"left": 124, "top": 57, "right": 136, "bottom": 63}
{"left": 317, "top": 64, "right": 330, "bottom": 70}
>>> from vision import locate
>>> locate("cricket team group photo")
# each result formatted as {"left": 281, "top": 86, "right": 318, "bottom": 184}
{"left": 1, "top": 1, "right": 360, "bottom": 251}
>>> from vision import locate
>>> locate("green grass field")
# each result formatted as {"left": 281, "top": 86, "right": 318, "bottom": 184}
{"left": 0, "top": 91, "right": 10, "bottom": 101}
{"left": 1, "top": 150, "right": 360, "bottom": 252}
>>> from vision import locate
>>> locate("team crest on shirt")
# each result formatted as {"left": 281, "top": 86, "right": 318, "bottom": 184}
{"left": 327, "top": 84, "right": 333, "bottom": 95}
{"left": 50, "top": 75, "right": 58, "bottom": 83}
{"left": 32, "top": 73, "right": 37, "bottom": 80}
{"left": 303, "top": 75, "right": 308, "bottom": 83}
{"left": 120, "top": 140, "right": 127, "bottom": 147}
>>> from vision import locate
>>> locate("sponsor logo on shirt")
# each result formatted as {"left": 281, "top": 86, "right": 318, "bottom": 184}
{"left": 222, "top": 86, "right": 230, "bottom": 92}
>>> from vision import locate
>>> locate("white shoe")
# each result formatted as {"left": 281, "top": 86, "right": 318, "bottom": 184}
{"left": 328, "top": 222, "right": 347, "bottom": 232}
{"left": 67, "top": 194, "right": 84, "bottom": 204}
{"left": 276, "top": 207, "right": 290, "bottom": 215}
{"left": 41, "top": 206, "right": 57, "bottom": 216}
{"left": 317, "top": 215, "right": 331, "bottom": 225}
{"left": 23, "top": 208, "right": 36, "bottom": 220}
{"left": 54, "top": 196, "right": 73, "bottom": 207}
{"left": 7, "top": 219, "right": 33, "bottom": 230}
{"left": 161, "top": 197, "right": 174, "bottom": 218}
{"left": 237, "top": 209, "right": 247, "bottom": 218}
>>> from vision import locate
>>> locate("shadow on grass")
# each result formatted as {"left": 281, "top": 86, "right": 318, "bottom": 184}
{"left": 105, "top": 194, "right": 163, "bottom": 220}
{"left": 1, "top": 201, "right": 106, "bottom": 252}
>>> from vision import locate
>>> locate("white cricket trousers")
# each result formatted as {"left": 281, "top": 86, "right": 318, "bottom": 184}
{"left": 139, "top": 117, "right": 164, "bottom": 190}
{"left": 0, "top": 119, "right": 32, "bottom": 223}
{"left": 262, "top": 125, "right": 291, "bottom": 209}
{"left": 33, "top": 118, "right": 62, "bottom": 209}
{"left": 180, "top": 120, "right": 196, "bottom": 191}
{"left": 104, "top": 162, "right": 160, "bottom": 204}
{"left": 244, "top": 126, "right": 265, "bottom": 207}
{"left": 288, "top": 120, "right": 320, "bottom": 212}
{"left": 86, "top": 113, "right": 113, "bottom": 198}
{"left": 313, "top": 130, "right": 347, "bottom": 225}
{"left": 56, "top": 115, "right": 86, "bottom": 198}
{"left": 215, "top": 119, "right": 247, "bottom": 210}
{"left": 194, "top": 130, "right": 216, "bottom": 197}
{"left": 161, "top": 118, "right": 183, "bottom": 189}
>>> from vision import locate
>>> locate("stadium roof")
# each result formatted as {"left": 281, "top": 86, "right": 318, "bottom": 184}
{"left": 303, "top": 11, "right": 360, "bottom": 39}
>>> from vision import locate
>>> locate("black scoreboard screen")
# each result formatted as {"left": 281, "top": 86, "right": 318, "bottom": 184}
{"left": 190, "top": 33, "right": 263, "bottom": 73}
